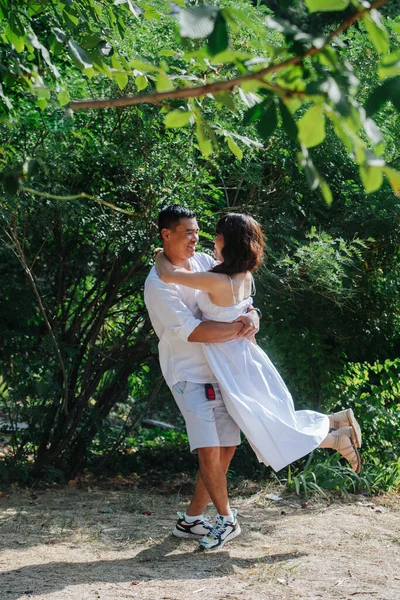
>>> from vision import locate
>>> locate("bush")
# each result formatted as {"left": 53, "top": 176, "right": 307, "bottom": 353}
{"left": 329, "top": 358, "right": 400, "bottom": 466}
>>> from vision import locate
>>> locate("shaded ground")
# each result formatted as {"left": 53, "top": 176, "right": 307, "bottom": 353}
{"left": 1, "top": 481, "right": 399, "bottom": 600}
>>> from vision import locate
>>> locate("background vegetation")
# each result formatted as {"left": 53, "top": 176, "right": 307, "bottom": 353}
{"left": 0, "top": 0, "right": 399, "bottom": 496}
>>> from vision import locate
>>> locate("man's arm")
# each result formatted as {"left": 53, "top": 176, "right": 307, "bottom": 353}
{"left": 145, "top": 276, "right": 248, "bottom": 343}
{"left": 188, "top": 320, "right": 244, "bottom": 343}
{"left": 189, "top": 309, "right": 260, "bottom": 342}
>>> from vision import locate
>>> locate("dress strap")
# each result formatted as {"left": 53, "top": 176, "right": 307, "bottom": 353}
{"left": 228, "top": 275, "right": 236, "bottom": 304}
{"left": 251, "top": 273, "right": 256, "bottom": 297}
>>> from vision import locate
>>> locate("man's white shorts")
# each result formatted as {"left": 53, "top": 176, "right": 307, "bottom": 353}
{"left": 171, "top": 381, "right": 241, "bottom": 452}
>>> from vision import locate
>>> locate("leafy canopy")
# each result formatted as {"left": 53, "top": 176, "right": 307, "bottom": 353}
{"left": 1, "top": 0, "right": 400, "bottom": 201}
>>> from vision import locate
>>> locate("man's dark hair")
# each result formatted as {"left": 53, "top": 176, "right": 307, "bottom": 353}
{"left": 158, "top": 205, "right": 196, "bottom": 235}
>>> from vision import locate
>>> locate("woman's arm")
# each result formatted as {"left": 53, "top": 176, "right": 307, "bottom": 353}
{"left": 155, "top": 251, "right": 226, "bottom": 294}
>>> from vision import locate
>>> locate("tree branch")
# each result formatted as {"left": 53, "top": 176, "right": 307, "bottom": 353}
{"left": 21, "top": 186, "right": 144, "bottom": 217}
{"left": 70, "top": 0, "right": 389, "bottom": 112}
{"left": 8, "top": 219, "right": 69, "bottom": 415}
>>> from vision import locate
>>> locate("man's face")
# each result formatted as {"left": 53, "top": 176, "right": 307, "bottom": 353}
{"left": 162, "top": 217, "right": 199, "bottom": 260}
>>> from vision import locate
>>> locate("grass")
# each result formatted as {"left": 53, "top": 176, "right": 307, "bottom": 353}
{"left": 282, "top": 451, "right": 400, "bottom": 499}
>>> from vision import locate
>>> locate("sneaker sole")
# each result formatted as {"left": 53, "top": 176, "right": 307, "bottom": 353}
{"left": 172, "top": 528, "right": 207, "bottom": 539}
{"left": 200, "top": 524, "right": 241, "bottom": 551}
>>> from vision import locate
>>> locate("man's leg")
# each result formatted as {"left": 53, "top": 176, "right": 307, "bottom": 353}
{"left": 170, "top": 381, "right": 240, "bottom": 540}
{"left": 186, "top": 446, "right": 236, "bottom": 516}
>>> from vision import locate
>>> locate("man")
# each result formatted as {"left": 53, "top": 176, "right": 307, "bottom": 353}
{"left": 144, "top": 205, "right": 259, "bottom": 550}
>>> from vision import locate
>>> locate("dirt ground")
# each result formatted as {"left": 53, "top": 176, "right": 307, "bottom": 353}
{"left": 1, "top": 480, "right": 399, "bottom": 600}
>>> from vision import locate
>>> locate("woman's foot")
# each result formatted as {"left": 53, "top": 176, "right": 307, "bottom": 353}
{"left": 331, "top": 426, "right": 361, "bottom": 473}
{"left": 329, "top": 408, "right": 362, "bottom": 447}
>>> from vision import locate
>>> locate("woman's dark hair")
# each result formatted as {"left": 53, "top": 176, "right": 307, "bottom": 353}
{"left": 211, "top": 213, "right": 265, "bottom": 275}
{"left": 158, "top": 205, "right": 195, "bottom": 235}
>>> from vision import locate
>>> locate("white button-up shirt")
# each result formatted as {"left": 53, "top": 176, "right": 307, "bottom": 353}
{"left": 144, "top": 252, "right": 217, "bottom": 389}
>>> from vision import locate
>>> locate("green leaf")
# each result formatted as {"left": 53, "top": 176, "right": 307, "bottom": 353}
{"left": 178, "top": 6, "right": 218, "bottom": 39}
{"left": 142, "top": 5, "right": 160, "bottom": 22}
{"left": 164, "top": 110, "right": 193, "bottom": 128}
{"left": 214, "top": 92, "right": 235, "bottom": 112}
{"left": 155, "top": 72, "right": 173, "bottom": 92}
{"left": 207, "top": 12, "right": 229, "bottom": 56}
{"left": 360, "top": 165, "right": 383, "bottom": 193}
{"left": 5, "top": 23, "right": 24, "bottom": 53}
{"left": 256, "top": 101, "right": 277, "bottom": 141}
{"left": 63, "top": 8, "right": 80, "bottom": 28}
{"left": 68, "top": 40, "right": 93, "bottom": 69}
{"left": 243, "top": 100, "right": 268, "bottom": 125}
{"left": 298, "top": 105, "right": 326, "bottom": 148}
{"left": 363, "top": 10, "right": 389, "bottom": 56}
{"left": 320, "top": 180, "right": 333, "bottom": 205}
{"left": 36, "top": 87, "right": 50, "bottom": 100}
{"left": 279, "top": 100, "right": 298, "bottom": 139}
{"left": 80, "top": 34, "right": 103, "bottom": 49}
{"left": 227, "top": 137, "right": 243, "bottom": 160}
{"left": 36, "top": 99, "right": 48, "bottom": 111}
{"left": 57, "top": 90, "right": 70, "bottom": 107}
{"left": 305, "top": 0, "right": 349, "bottom": 12}
{"left": 196, "top": 122, "right": 213, "bottom": 158}
{"left": 383, "top": 167, "right": 400, "bottom": 196}
{"left": 158, "top": 49, "right": 178, "bottom": 57}
{"left": 135, "top": 75, "right": 148, "bottom": 91}
{"left": 111, "top": 55, "right": 128, "bottom": 90}
{"left": 129, "top": 59, "right": 160, "bottom": 73}
{"left": 378, "top": 50, "right": 400, "bottom": 80}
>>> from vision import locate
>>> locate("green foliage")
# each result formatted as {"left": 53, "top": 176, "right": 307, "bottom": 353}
{"left": 285, "top": 452, "right": 400, "bottom": 498}
{"left": 279, "top": 228, "right": 366, "bottom": 304}
{"left": 285, "top": 452, "right": 372, "bottom": 498}
{"left": 0, "top": 89, "right": 222, "bottom": 477}
{"left": 0, "top": 1, "right": 399, "bottom": 495}
{"left": 328, "top": 358, "right": 400, "bottom": 466}
{"left": 1, "top": 0, "right": 400, "bottom": 198}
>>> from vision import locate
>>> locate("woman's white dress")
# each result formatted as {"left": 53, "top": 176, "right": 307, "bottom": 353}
{"left": 196, "top": 289, "right": 330, "bottom": 472}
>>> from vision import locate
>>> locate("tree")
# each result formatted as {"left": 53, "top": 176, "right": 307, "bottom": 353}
{"left": 1, "top": 0, "right": 399, "bottom": 203}
{"left": 1, "top": 0, "right": 399, "bottom": 482}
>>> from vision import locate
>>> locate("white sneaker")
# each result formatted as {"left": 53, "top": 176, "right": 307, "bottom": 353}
{"left": 199, "top": 509, "right": 241, "bottom": 550}
{"left": 172, "top": 512, "right": 213, "bottom": 539}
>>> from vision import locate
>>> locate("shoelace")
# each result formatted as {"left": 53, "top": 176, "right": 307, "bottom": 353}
{"left": 207, "top": 516, "right": 227, "bottom": 539}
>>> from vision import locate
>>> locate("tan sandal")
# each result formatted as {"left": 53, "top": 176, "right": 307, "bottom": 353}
{"left": 329, "top": 408, "right": 362, "bottom": 448}
{"left": 332, "top": 426, "right": 361, "bottom": 473}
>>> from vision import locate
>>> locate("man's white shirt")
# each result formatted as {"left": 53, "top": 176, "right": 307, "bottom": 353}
{"left": 144, "top": 252, "right": 218, "bottom": 389}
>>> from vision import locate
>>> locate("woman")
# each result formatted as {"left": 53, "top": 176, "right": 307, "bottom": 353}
{"left": 155, "top": 213, "right": 361, "bottom": 473}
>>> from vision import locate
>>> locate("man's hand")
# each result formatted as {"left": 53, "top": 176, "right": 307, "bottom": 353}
{"left": 234, "top": 309, "right": 259, "bottom": 339}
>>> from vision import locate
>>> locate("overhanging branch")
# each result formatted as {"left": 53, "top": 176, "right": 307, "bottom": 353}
{"left": 70, "top": 0, "right": 389, "bottom": 112}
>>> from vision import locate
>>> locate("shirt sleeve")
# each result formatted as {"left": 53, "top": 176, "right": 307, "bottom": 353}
{"left": 198, "top": 252, "right": 217, "bottom": 270}
{"left": 144, "top": 277, "right": 202, "bottom": 342}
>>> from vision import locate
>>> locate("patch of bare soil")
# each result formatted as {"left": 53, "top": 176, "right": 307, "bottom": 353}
{"left": 0, "top": 482, "right": 399, "bottom": 600}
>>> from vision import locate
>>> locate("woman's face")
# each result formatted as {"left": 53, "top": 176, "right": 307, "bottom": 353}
{"left": 213, "top": 233, "right": 224, "bottom": 262}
